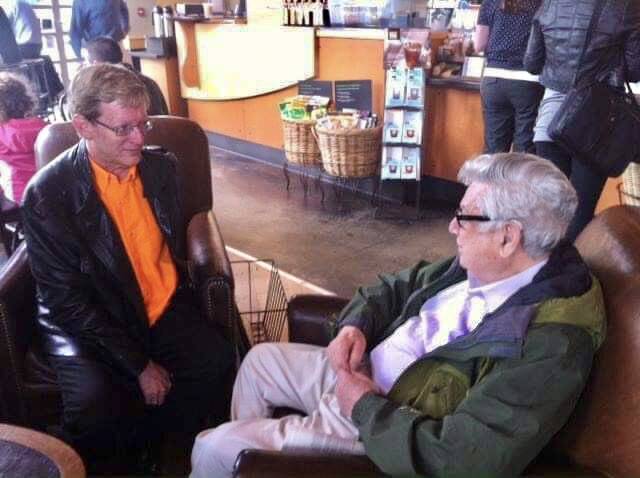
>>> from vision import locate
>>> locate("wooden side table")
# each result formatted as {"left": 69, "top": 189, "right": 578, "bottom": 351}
{"left": 0, "top": 424, "right": 85, "bottom": 478}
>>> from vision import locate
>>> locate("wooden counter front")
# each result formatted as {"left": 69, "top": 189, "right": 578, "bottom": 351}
{"left": 424, "top": 80, "right": 484, "bottom": 180}
{"left": 175, "top": 22, "right": 315, "bottom": 100}
{"left": 188, "top": 36, "right": 384, "bottom": 150}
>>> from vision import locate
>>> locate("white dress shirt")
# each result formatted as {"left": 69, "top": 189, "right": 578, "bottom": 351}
{"left": 370, "top": 260, "right": 547, "bottom": 393}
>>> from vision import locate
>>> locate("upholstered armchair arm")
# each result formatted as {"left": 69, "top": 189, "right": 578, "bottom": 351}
{"left": 287, "top": 294, "right": 350, "bottom": 346}
{"left": 233, "top": 449, "right": 383, "bottom": 478}
{"left": 0, "top": 243, "right": 37, "bottom": 424}
{"left": 187, "top": 211, "right": 235, "bottom": 337}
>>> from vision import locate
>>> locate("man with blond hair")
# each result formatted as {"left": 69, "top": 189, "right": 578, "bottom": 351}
{"left": 192, "top": 153, "right": 606, "bottom": 478}
{"left": 23, "top": 63, "right": 233, "bottom": 473}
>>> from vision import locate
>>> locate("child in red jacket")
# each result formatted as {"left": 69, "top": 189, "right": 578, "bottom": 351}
{"left": 0, "top": 72, "right": 46, "bottom": 203}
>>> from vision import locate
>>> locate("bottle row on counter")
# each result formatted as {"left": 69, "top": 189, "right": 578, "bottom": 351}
{"left": 282, "top": 0, "right": 330, "bottom": 26}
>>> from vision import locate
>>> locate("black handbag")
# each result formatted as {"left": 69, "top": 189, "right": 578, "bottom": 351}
{"left": 547, "top": 0, "right": 640, "bottom": 177}
{"left": 548, "top": 80, "right": 640, "bottom": 177}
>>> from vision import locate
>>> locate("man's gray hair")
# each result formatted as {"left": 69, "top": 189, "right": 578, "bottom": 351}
{"left": 458, "top": 152, "right": 577, "bottom": 257}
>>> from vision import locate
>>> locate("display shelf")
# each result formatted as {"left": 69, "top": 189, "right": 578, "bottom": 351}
{"left": 379, "top": 66, "right": 426, "bottom": 219}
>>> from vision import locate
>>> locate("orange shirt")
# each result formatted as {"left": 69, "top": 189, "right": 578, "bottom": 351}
{"left": 91, "top": 160, "right": 178, "bottom": 326}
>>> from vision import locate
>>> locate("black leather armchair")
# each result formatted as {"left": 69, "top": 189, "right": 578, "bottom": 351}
{"left": 0, "top": 116, "right": 246, "bottom": 430}
{"left": 234, "top": 206, "right": 640, "bottom": 478}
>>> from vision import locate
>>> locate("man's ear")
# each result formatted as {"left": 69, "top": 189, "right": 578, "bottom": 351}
{"left": 499, "top": 222, "right": 523, "bottom": 258}
{"left": 72, "top": 114, "right": 95, "bottom": 140}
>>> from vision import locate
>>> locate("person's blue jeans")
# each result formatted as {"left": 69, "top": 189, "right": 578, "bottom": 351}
{"left": 480, "top": 77, "right": 544, "bottom": 153}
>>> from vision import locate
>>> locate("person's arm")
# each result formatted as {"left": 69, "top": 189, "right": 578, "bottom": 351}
{"left": 69, "top": 1, "right": 83, "bottom": 58}
{"left": 473, "top": 0, "right": 492, "bottom": 54}
{"left": 524, "top": 13, "right": 545, "bottom": 74}
{"left": 473, "top": 25, "right": 490, "bottom": 53}
{"left": 22, "top": 180, "right": 149, "bottom": 379}
{"left": 351, "top": 324, "right": 596, "bottom": 477}
{"left": 326, "top": 258, "right": 455, "bottom": 373}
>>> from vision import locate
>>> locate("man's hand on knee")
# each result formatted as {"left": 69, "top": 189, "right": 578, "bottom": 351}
{"left": 327, "top": 326, "right": 367, "bottom": 373}
{"left": 138, "top": 360, "right": 172, "bottom": 406}
{"left": 335, "top": 369, "right": 381, "bottom": 418}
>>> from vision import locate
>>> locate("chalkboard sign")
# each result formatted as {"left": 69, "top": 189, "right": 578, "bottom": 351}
{"left": 334, "top": 80, "right": 372, "bottom": 112}
{"left": 298, "top": 80, "right": 333, "bottom": 103}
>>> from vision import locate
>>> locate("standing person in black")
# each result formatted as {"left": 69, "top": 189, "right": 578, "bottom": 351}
{"left": 22, "top": 63, "right": 234, "bottom": 474}
{"left": 474, "top": 0, "right": 543, "bottom": 153}
{"left": 524, "top": 0, "right": 640, "bottom": 242}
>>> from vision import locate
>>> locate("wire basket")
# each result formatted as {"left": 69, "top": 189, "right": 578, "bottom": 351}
{"left": 314, "top": 125, "right": 383, "bottom": 178}
{"left": 282, "top": 118, "right": 322, "bottom": 166}
{"left": 620, "top": 163, "right": 640, "bottom": 206}
{"left": 231, "top": 259, "right": 289, "bottom": 345}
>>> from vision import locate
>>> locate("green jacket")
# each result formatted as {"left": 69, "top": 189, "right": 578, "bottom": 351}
{"left": 337, "top": 244, "right": 606, "bottom": 477}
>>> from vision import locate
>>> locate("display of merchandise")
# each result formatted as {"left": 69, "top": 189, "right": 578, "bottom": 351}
{"left": 278, "top": 95, "right": 330, "bottom": 121}
{"left": 381, "top": 67, "right": 425, "bottom": 181}
{"left": 316, "top": 111, "right": 378, "bottom": 130}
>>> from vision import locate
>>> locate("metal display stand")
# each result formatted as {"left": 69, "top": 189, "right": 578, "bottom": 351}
{"left": 317, "top": 172, "right": 379, "bottom": 213}
{"left": 283, "top": 161, "right": 323, "bottom": 198}
{"left": 282, "top": 161, "right": 379, "bottom": 214}
{"left": 377, "top": 67, "right": 427, "bottom": 221}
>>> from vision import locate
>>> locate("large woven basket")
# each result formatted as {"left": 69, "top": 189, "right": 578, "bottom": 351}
{"left": 314, "top": 125, "right": 383, "bottom": 178}
{"left": 282, "top": 118, "right": 321, "bottom": 166}
{"left": 621, "top": 162, "right": 640, "bottom": 206}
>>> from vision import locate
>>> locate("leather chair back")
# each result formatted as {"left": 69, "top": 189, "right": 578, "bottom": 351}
{"left": 34, "top": 116, "right": 213, "bottom": 231}
{"left": 0, "top": 243, "right": 38, "bottom": 422}
{"left": 552, "top": 205, "right": 640, "bottom": 476}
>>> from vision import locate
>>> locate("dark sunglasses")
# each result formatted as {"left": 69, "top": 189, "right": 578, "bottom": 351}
{"left": 454, "top": 208, "right": 492, "bottom": 228}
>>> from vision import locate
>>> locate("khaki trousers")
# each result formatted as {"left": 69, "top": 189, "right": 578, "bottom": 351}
{"left": 190, "top": 342, "right": 364, "bottom": 478}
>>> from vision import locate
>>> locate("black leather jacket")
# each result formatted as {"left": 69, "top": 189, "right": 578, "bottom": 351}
{"left": 22, "top": 141, "right": 191, "bottom": 378}
{"left": 524, "top": 0, "right": 640, "bottom": 93}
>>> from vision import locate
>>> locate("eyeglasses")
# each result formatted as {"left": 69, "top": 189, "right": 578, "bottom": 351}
{"left": 454, "top": 208, "right": 492, "bottom": 228}
{"left": 93, "top": 119, "right": 153, "bottom": 137}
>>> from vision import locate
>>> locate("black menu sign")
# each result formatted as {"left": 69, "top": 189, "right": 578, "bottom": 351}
{"left": 334, "top": 80, "right": 372, "bottom": 112}
{"left": 298, "top": 80, "right": 333, "bottom": 102}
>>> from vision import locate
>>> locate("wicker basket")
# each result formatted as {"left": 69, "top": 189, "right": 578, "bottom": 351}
{"left": 282, "top": 118, "right": 321, "bottom": 166}
{"left": 621, "top": 162, "right": 640, "bottom": 206}
{"left": 314, "top": 125, "right": 383, "bottom": 178}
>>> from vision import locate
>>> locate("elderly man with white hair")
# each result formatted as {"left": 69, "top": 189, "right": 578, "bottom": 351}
{"left": 191, "top": 152, "right": 606, "bottom": 478}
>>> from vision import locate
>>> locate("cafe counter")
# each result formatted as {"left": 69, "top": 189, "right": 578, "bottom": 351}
{"left": 163, "top": 21, "right": 619, "bottom": 211}
{"left": 176, "top": 23, "right": 388, "bottom": 167}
